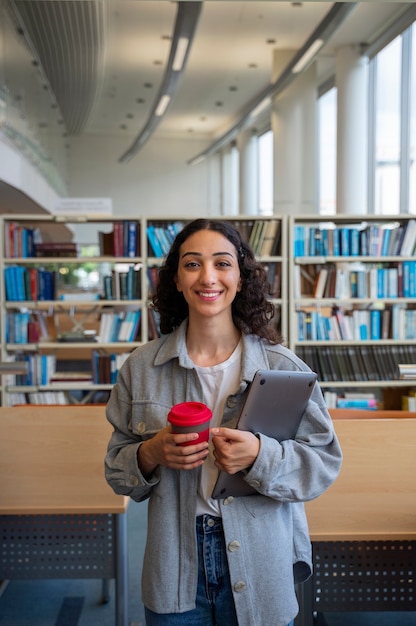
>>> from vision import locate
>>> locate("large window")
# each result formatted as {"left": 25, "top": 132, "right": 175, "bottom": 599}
{"left": 410, "top": 25, "right": 416, "bottom": 213}
{"left": 318, "top": 86, "right": 337, "bottom": 216}
{"left": 258, "top": 129, "right": 273, "bottom": 215}
{"left": 373, "top": 37, "right": 402, "bottom": 214}
{"left": 370, "top": 22, "right": 416, "bottom": 215}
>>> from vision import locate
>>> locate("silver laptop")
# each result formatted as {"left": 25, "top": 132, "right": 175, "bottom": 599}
{"left": 211, "top": 369, "right": 317, "bottom": 499}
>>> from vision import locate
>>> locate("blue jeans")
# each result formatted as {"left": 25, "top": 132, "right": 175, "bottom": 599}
{"left": 145, "top": 515, "right": 238, "bottom": 626}
{"left": 145, "top": 515, "right": 295, "bottom": 626}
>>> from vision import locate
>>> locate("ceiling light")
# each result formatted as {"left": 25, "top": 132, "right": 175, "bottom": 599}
{"left": 292, "top": 38, "right": 324, "bottom": 73}
{"left": 188, "top": 3, "right": 357, "bottom": 166}
{"left": 172, "top": 37, "right": 190, "bottom": 71}
{"left": 250, "top": 97, "right": 272, "bottom": 119}
{"left": 119, "top": 2, "right": 202, "bottom": 163}
{"left": 155, "top": 94, "right": 171, "bottom": 117}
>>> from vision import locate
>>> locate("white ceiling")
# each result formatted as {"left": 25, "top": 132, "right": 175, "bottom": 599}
{"left": 2, "top": 1, "right": 413, "bottom": 155}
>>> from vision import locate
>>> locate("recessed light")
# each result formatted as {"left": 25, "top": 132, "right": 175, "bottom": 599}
{"left": 136, "top": 98, "right": 145, "bottom": 104}
{"left": 144, "top": 83, "right": 153, "bottom": 89}
{"left": 248, "top": 63, "right": 258, "bottom": 69}
{"left": 215, "top": 102, "right": 223, "bottom": 107}
{"left": 153, "top": 60, "right": 163, "bottom": 66}
{"left": 229, "top": 86, "right": 238, "bottom": 92}
{"left": 120, "top": 124, "right": 127, "bottom": 130}
{"left": 126, "top": 113, "right": 134, "bottom": 119}
{"left": 266, "top": 38, "right": 276, "bottom": 45}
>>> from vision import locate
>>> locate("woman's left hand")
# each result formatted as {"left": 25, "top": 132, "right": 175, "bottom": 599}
{"left": 211, "top": 427, "right": 260, "bottom": 474}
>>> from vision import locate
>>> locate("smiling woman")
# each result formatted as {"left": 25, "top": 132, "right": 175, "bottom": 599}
{"left": 104, "top": 218, "right": 342, "bottom": 626}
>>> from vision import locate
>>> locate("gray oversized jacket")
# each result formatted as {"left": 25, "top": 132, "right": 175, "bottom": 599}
{"left": 105, "top": 320, "right": 342, "bottom": 626}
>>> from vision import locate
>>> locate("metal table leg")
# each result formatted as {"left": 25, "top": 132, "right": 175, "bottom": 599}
{"left": 115, "top": 512, "right": 129, "bottom": 626}
{"left": 295, "top": 577, "right": 315, "bottom": 626}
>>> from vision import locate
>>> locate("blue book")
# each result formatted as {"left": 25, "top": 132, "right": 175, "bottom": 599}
{"left": 340, "top": 227, "right": 350, "bottom": 256}
{"left": 350, "top": 228, "right": 360, "bottom": 256}
{"left": 381, "top": 228, "right": 391, "bottom": 256}
{"left": 147, "top": 225, "right": 164, "bottom": 257}
{"left": 126, "top": 221, "right": 138, "bottom": 257}
{"left": 294, "top": 226, "right": 305, "bottom": 257}
{"left": 377, "top": 268, "right": 386, "bottom": 298}
{"left": 370, "top": 310, "right": 381, "bottom": 340}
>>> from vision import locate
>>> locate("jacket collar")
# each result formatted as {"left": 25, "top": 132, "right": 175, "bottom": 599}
{"left": 153, "top": 319, "right": 270, "bottom": 388}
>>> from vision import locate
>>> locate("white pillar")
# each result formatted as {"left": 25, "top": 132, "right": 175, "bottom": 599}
{"left": 237, "top": 129, "right": 258, "bottom": 215}
{"left": 271, "top": 50, "right": 318, "bottom": 216}
{"left": 335, "top": 45, "right": 368, "bottom": 215}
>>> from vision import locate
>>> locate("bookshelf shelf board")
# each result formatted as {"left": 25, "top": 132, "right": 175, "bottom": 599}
{"left": 295, "top": 297, "right": 416, "bottom": 305}
{"left": 6, "top": 342, "right": 141, "bottom": 351}
{"left": 4, "top": 256, "right": 143, "bottom": 264}
{"left": 5, "top": 299, "right": 142, "bottom": 308}
{"left": 319, "top": 380, "right": 416, "bottom": 389}
{"left": 293, "top": 339, "right": 416, "bottom": 346}
{"left": 7, "top": 383, "right": 113, "bottom": 392}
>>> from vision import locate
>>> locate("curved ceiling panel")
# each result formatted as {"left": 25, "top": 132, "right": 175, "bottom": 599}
{"left": 8, "top": 0, "right": 106, "bottom": 135}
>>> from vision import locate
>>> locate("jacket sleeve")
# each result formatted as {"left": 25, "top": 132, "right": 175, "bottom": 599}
{"left": 104, "top": 365, "right": 161, "bottom": 502}
{"left": 242, "top": 382, "right": 342, "bottom": 502}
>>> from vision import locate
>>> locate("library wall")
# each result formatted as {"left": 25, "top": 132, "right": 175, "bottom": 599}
{"left": 67, "top": 134, "right": 219, "bottom": 225}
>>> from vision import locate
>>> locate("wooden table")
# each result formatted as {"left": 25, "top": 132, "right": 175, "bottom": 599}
{"left": 0, "top": 405, "right": 129, "bottom": 626}
{"left": 296, "top": 417, "right": 416, "bottom": 626}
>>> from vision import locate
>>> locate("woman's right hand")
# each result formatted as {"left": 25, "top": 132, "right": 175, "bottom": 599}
{"left": 137, "top": 425, "right": 209, "bottom": 475}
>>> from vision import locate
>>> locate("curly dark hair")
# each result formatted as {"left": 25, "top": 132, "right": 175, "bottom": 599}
{"left": 152, "top": 219, "right": 282, "bottom": 344}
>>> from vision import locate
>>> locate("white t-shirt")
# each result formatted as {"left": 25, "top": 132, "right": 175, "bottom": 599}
{"left": 193, "top": 341, "right": 242, "bottom": 517}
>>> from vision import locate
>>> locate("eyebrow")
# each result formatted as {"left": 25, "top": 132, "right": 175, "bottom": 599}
{"left": 181, "top": 251, "right": 235, "bottom": 259}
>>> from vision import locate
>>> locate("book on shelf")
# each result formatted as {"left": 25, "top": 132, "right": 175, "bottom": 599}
{"left": 146, "top": 221, "right": 185, "bottom": 257}
{"left": 34, "top": 242, "right": 78, "bottom": 257}
{"left": 98, "top": 221, "right": 141, "bottom": 257}
{"left": 397, "top": 363, "right": 416, "bottom": 379}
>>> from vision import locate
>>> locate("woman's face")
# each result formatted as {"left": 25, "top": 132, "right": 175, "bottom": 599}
{"left": 175, "top": 229, "right": 242, "bottom": 322}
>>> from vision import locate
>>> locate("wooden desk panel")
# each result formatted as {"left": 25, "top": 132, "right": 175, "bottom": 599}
{"left": 306, "top": 418, "right": 416, "bottom": 541}
{"left": 0, "top": 405, "right": 126, "bottom": 515}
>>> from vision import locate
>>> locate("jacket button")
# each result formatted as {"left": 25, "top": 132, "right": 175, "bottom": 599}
{"left": 228, "top": 540, "right": 240, "bottom": 552}
{"left": 248, "top": 479, "right": 261, "bottom": 488}
{"left": 129, "top": 475, "right": 139, "bottom": 486}
{"left": 223, "top": 496, "right": 234, "bottom": 505}
{"left": 226, "top": 396, "right": 237, "bottom": 408}
{"left": 137, "top": 422, "right": 146, "bottom": 434}
{"left": 233, "top": 581, "right": 247, "bottom": 592}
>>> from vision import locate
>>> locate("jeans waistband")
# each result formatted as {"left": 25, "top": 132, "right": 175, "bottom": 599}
{"left": 196, "top": 514, "right": 223, "bottom": 533}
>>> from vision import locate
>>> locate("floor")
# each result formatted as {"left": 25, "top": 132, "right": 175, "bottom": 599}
{"left": 0, "top": 500, "right": 415, "bottom": 626}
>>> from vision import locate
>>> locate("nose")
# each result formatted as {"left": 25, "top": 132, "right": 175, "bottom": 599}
{"left": 200, "top": 263, "right": 216, "bottom": 285}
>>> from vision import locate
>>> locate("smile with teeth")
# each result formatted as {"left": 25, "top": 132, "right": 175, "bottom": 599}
{"left": 198, "top": 291, "right": 221, "bottom": 298}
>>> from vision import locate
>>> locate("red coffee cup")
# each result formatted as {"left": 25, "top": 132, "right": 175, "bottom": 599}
{"left": 167, "top": 402, "right": 212, "bottom": 446}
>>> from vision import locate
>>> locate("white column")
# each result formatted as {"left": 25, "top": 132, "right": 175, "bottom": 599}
{"left": 271, "top": 49, "right": 318, "bottom": 216}
{"left": 335, "top": 45, "right": 368, "bottom": 215}
{"left": 237, "top": 129, "right": 258, "bottom": 215}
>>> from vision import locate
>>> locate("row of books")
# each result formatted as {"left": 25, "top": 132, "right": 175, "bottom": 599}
{"left": 97, "top": 309, "right": 141, "bottom": 342}
{"left": 99, "top": 221, "right": 141, "bottom": 257}
{"left": 102, "top": 265, "right": 142, "bottom": 300}
{"left": 297, "top": 344, "right": 416, "bottom": 383}
{"left": 7, "top": 391, "right": 70, "bottom": 405}
{"left": 294, "top": 219, "right": 416, "bottom": 258}
{"left": 12, "top": 354, "right": 57, "bottom": 386}
{"left": 248, "top": 219, "right": 281, "bottom": 256}
{"left": 3, "top": 222, "right": 81, "bottom": 258}
{"left": 91, "top": 351, "right": 130, "bottom": 384}
{"left": 147, "top": 221, "right": 185, "bottom": 257}
{"left": 4, "top": 266, "right": 58, "bottom": 301}
{"left": 296, "top": 261, "right": 416, "bottom": 300}
{"left": 4, "top": 222, "right": 41, "bottom": 258}
{"left": 296, "top": 304, "right": 416, "bottom": 342}
{"left": 323, "top": 391, "right": 378, "bottom": 409}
